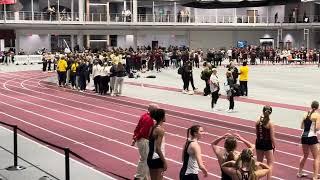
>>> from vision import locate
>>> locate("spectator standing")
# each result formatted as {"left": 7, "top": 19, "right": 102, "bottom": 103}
{"left": 132, "top": 104, "right": 159, "bottom": 180}
{"left": 114, "top": 62, "right": 126, "bottom": 96}
{"left": 239, "top": 61, "right": 249, "bottom": 96}
{"left": 57, "top": 55, "right": 68, "bottom": 87}
{"left": 209, "top": 69, "right": 220, "bottom": 111}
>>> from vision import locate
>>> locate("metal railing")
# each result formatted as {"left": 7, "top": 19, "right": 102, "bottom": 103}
{"left": 1, "top": 11, "right": 320, "bottom": 25}
{"left": 0, "top": 120, "right": 130, "bottom": 180}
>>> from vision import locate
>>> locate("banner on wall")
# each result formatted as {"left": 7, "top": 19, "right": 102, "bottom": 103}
{"left": 0, "top": 39, "right": 4, "bottom": 52}
{"left": 0, "top": 0, "right": 16, "bottom": 4}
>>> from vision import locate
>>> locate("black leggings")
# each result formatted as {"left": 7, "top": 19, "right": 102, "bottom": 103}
{"left": 211, "top": 90, "right": 219, "bottom": 108}
{"left": 228, "top": 94, "right": 234, "bottom": 110}
{"left": 58, "top": 71, "right": 66, "bottom": 86}
{"left": 181, "top": 174, "right": 199, "bottom": 180}
{"left": 240, "top": 81, "right": 248, "bottom": 96}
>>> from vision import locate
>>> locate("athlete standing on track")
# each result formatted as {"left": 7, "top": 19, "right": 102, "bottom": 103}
{"left": 255, "top": 106, "right": 275, "bottom": 180}
{"left": 211, "top": 133, "right": 254, "bottom": 180}
{"left": 180, "top": 125, "right": 208, "bottom": 180}
{"left": 297, "top": 101, "right": 320, "bottom": 180}
{"left": 221, "top": 149, "right": 270, "bottom": 180}
{"left": 132, "top": 104, "right": 159, "bottom": 180}
{"left": 147, "top": 109, "right": 167, "bottom": 180}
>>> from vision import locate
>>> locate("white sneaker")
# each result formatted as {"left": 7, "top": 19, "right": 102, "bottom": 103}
{"left": 182, "top": 90, "right": 187, "bottom": 94}
{"left": 227, "top": 109, "right": 233, "bottom": 113}
{"left": 188, "top": 90, "right": 194, "bottom": 95}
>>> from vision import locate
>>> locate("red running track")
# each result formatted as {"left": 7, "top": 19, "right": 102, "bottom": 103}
{"left": 0, "top": 71, "right": 313, "bottom": 180}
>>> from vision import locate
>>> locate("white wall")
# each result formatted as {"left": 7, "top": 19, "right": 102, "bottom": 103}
{"left": 136, "top": 32, "right": 188, "bottom": 47}
{"left": 19, "top": 34, "right": 51, "bottom": 54}
{"left": 190, "top": 31, "right": 233, "bottom": 50}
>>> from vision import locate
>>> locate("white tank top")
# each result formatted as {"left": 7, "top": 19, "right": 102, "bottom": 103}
{"left": 185, "top": 142, "right": 199, "bottom": 175}
{"left": 152, "top": 136, "right": 165, "bottom": 159}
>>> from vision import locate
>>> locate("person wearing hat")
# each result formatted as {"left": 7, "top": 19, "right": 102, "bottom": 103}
{"left": 255, "top": 106, "right": 275, "bottom": 180}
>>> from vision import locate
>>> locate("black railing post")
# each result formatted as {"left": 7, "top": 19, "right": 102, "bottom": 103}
{"left": 6, "top": 126, "right": 26, "bottom": 171}
{"left": 13, "top": 125, "right": 18, "bottom": 167}
{"left": 64, "top": 148, "right": 70, "bottom": 180}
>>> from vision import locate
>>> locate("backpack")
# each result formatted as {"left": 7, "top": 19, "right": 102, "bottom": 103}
{"left": 178, "top": 67, "right": 184, "bottom": 75}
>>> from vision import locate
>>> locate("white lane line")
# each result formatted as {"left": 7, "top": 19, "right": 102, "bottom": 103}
{"left": 36, "top": 78, "right": 302, "bottom": 139}
{"left": 19, "top": 80, "right": 307, "bottom": 160}
{"left": 0, "top": 83, "right": 219, "bottom": 179}
{"left": 10, "top": 78, "right": 307, "bottom": 160}
{"left": 2, "top": 78, "right": 308, "bottom": 176}
{"left": 0, "top": 106, "right": 175, "bottom": 180}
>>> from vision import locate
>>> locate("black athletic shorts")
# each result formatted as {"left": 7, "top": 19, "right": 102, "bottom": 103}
{"left": 147, "top": 158, "right": 164, "bottom": 169}
{"left": 255, "top": 139, "right": 273, "bottom": 151}
{"left": 181, "top": 174, "right": 199, "bottom": 180}
{"left": 301, "top": 136, "right": 319, "bottom": 145}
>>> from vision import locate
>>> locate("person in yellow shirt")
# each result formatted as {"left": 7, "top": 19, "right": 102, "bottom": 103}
{"left": 57, "top": 55, "right": 68, "bottom": 87}
{"left": 239, "top": 61, "right": 249, "bottom": 96}
{"left": 70, "top": 59, "right": 79, "bottom": 89}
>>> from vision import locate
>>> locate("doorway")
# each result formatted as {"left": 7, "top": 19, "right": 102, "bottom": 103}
{"left": 152, "top": 41, "right": 158, "bottom": 49}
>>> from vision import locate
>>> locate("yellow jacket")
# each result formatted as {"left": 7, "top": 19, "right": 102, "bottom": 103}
{"left": 57, "top": 59, "right": 68, "bottom": 72}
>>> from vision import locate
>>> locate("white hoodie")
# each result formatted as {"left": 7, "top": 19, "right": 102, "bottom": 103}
{"left": 92, "top": 64, "right": 102, "bottom": 78}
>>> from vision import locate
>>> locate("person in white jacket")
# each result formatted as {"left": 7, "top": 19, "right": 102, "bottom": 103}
{"left": 92, "top": 60, "right": 102, "bottom": 93}
{"left": 209, "top": 68, "right": 220, "bottom": 111}
{"left": 99, "top": 62, "right": 111, "bottom": 95}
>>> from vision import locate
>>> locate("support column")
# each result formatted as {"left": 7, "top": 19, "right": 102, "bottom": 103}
{"left": 106, "top": 2, "right": 110, "bottom": 23}
{"left": 57, "top": 0, "right": 60, "bottom": 20}
{"left": 77, "top": 34, "right": 84, "bottom": 51}
{"left": 31, "top": 0, "right": 34, "bottom": 21}
{"left": 277, "top": 28, "right": 283, "bottom": 49}
{"left": 86, "top": 0, "right": 90, "bottom": 21}
{"left": 79, "top": 0, "right": 84, "bottom": 22}
{"left": 234, "top": 8, "right": 236, "bottom": 23}
{"left": 15, "top": 32, "right": 20, "bottom": 53}
{"left": 132, "top": 0, "right": 137, "bottom": 22}
{"left": 152, "top": 1, "right": 155, "bottom": 22}
{"left": 304, "top": 28, "right": 309, "bottom": 50}
{"left": 14, "top": 12, "right": 19, "bottom": 21}
{"left": 174, "top": 2, "right": 177, "bottom": 23}
{"left": 124, "top": 1, "right": 127, "bottom": 11}
{"left": 194, "top": 8, "right": 197, "bottom": 23}
{"left": 133, "top": 31, "right": 138, "bottom": 50}
{"left": 86, "top": 35, "right": 90, "bottom": 49}
{"left": 106, "top": 35, "right": 110, "bottom": 48}
{"left": 71, "top": 35, "right": 75, "bottom": 52}
{"left": 71, "top": 0, "right": 74, "bottom": 21}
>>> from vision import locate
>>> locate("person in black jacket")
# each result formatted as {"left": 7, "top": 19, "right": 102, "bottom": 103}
{"left": 78, "top": 60, "right": 88, "bottom": 91}
{"left": 226, "top": 71, "right": 235, "bottom": 113}
{"left": 114, "top": 62, "right": 126, "bottom": 96}
{"left": 201, "top": 62, "right": 212, "bottom": 96}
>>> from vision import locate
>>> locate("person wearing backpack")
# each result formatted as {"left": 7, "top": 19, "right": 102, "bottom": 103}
{"left": 297, "top": 101, "right": 320, "bottom": 180}
{"left": 200, "top": 62, "right": 212, "bottom": 96}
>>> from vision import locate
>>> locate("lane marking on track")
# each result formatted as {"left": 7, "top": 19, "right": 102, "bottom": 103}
{"left": 0, "top": 109, "right": 175, "bottom": 180}
{"left": 36, "top": 77, "right": 303, "bottom": 139}
{"left": 0, "top": 73, "right": 305, "bottom": 178}
{"left": 6, "top": 77, "right": 308, "bottom": 161}
{"left": 0, "top": 81, "right": 219, "bottom": 179}
{"left": 0, "top": 74, "right": 312, "bottom": 163}
{"left": 0, "top": 77, "right": 308, "bottom": 177}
